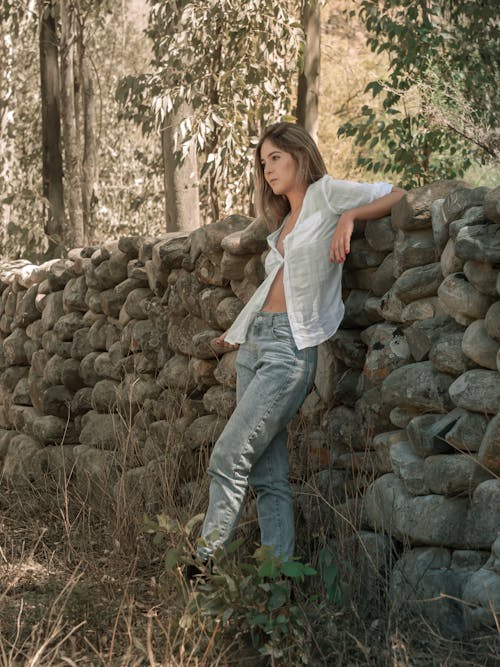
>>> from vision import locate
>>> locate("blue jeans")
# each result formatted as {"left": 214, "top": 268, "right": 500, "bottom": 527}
{"left": 199, "top": 310, "right": 318, "bottom": 560}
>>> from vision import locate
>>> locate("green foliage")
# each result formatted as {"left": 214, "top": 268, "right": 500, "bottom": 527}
{"left": 339, "top": 0, "right": 500, "bottom": 188}
{"left": 117, "top": 0, "right": 304, "bottom": 220}
{"left": 144, "top": 512, "right": 326, "bottom": 664}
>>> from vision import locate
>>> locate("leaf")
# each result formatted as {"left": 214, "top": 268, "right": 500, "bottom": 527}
{"left": 184, "top": 513, "right": 205, "bottom": 534}
{"left": 164, "top": 549, "right": 181, "bottom": 571}
{"left": 281, "top": 561, "right": 303, "bottom": 579}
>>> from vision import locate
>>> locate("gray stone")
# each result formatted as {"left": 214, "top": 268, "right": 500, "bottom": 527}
{"left": 41, "top": 385, "right": 72, "bottom": 419}
{"left": 393, "top": 262, "right": 443, "bottom": 303}
{"left": 424, "top": 454, "right": 492, "bottom": 496}
{"left": 431, "top": 198, "right": 448, "bottom": 252}
{"left": 485, "top": 301, "right": 500, "bottom": 342}
{"left": 364, "top": 215, "right": 395, "bottom": 251}
{"left": 364, "top": 473, "right": 469, "bottom": 546}
{"left": 229, "top": 277, "right": 257, "bottom": 303}
{"left": 444, "top": 411, "right": 489, "bottom": 453}
{"left": 455, "top": 223, "right": 500, "bottom": 263}
{"left": 123, "top": 287, "right": 153, "bottom": 320}
{"left": 3, "top": 328, "right": 29, "bottom": 365}
{"left": 87, "top": 317, "right": 108, "bottom": 351}
{"left": 11, "top": 376, "right": 31, "bottom": 405}
{"left": 188, "top": 357, "right": 218, "bottom": 389}
{"left": 448, "top": 206, "right": 486, "bottom": 240}
{"left": 449, "top": 369, "right": 500, "bottom": 414}
{"left": 400, "top": 297, "right": 445, "bottom": 323}
{"left": 79, "top": 411, "right": 126, "bottom": 450}
{"left": 13, "top": 285, "right": 39, "bottom": 328}
{"left": 73, "top": 445, "right": 118, "bottom": 507}
{"left": 314, "top": 341, "right": 345, "bottom": 403}
{"left": 371, "top": 253, "right": 396, "bottom": 297}
{"left": 183, "top": 414, "right": 226, "bottom": 450}
{"left": 463, "top": 567, "right": 500, "bottom": 632}
{"left": 191, "top": 329, "right": 223, "bottom": 360}
{"left": 194, "top": 254, "right": 227, "bottom": 287}
{"left": 389, "top": 441, "right": 428, "bottom": 495}
{"left": 377, "top": 287, "right": 405, "bottom": 323}
{"left": 392, "top": 180, "right": 465, "bottom": 231}
{"left": 151, "top": 234, "right": 189, "bottom": 272}
{"left": 221, "top": 216, "right": 268, "bottom": 255}
{"left": 321, "top": 405, "right": 365, "bottom": 451}
{"left": 167, "top": 314, "right": 208, "bottom": 356}
{"left": 478, "top": 413, "right": 500, "bottom": 475}
{"left": 406, "top": 412, "right": 457, "bottom": 457}
{"left": 157, "top": 354, "right": 194, "bottom": 392}
{"left": 71, "top": 387, "right": 93, "bottom": 416}
{"left": 355, "top": 386, "right": 392, "bottom": 435}
{"left": 451, "top": 550, "right": 489, "bottom": 571}
{"left": 442, "top": 186, "right": 489, "bottom": 224}
{"left": 2, "top": 434, "right": 43, "bottom": 485}
{"left": 429, "top": 332, "right": 476, "bottom": 376}
{"left": 60, "top": 358, "right": 83, "bottom": 392}
{"left": 462, "top": 319, "right": 499, "bottom": 370}
{"left": 381, "top": 361, "right": 455, "bottom": 412}
{"left": 361, "top": 323, "right": 410, "bottom": 386}
{"left": 329, "top": 329, "right": 366, "bottom": 369}
{"left": 389, "top": 407, "right": 419, "bottom": 428}
{"left": 345, "top": 238, "right": 387, "bottom": 270}
{"left": 404, "top": 316, "right": 462, "bottom": 362}
{"left": 80, "top": 352, "right": 100, "bottom": 386}
{"left": 215, "top": 296, "right": 244, "bottom": 330}
{"left": 343, "top": 290, "right": 383, "bottom": 328}
{"left": 91, "top": 379, "right": 120, "bottom": 413}
{"left": 389, "top": 547, "right": 467, "bottom": 638}
{"left": 41, "top": 330, "right": 72, "bottom": 357}
{"left": 440, "top": 238, "right": 464, "bottom": 277}
{"left": 40, "top": 291, "right": 65, "bottom": 331}
{"left": 70, "top": 328, "right": 92, "bottom": 360}
{"left": 53, "top": 311, "right": 84, "bottom": 341}
{"left": 202, "top": 385, "right": 236, "bottom": 418}
{"left": 213, "top": 350, "right": 238, "bottom": 388}
{"left": 484, "top": 185, "right": 500, "bottom": 223}
{"left": 343, "top": 267, "right": 378, "bottom": 291}
{"left": 465, "top": 479, "right": 500, "bottom": 549}
{"left": 94, "top": 351, "right": 122, "bottom": 381}
{"left": 62, "top": 276, "right": 87, "bottom": 313}
{"left": 188, "top": 214, "right": 250, "bottom": 265}
{"left": 33, "top": 415, "right": 79, "bottom": 445}
{"left": 372, "top": 430, "right": 406, "bottom": 474}
{"left": 463, "top": 260, "right": 498, "bottom": 297}
{"left": 198, "top": 287, "right": 233, "bottom": 329}
{"left": 438, "top": 272, "right": 494, "bottom": 322}
{"left": 393, "top": 228, "right": 439, "bottom": 277}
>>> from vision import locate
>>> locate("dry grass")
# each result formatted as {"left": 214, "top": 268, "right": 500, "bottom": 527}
{"left": 0, "top": 399, "right": 498, "bottom": 666}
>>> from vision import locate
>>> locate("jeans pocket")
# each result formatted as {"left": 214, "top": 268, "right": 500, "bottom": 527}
{"left": 271, "top": 322, "right": 293, "bottom": 342}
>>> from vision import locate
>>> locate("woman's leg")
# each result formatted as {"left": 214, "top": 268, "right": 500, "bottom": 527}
{"left": 248, "top": 428, "right": 294, "bottom": 558}
{"left": 198, "top": 312, "right": 317, "bottom": 560}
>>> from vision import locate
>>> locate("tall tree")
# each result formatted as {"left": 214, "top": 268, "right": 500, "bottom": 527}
{"left": 39, "top": 0, "right": 65, "bottom": 257}
{"left": 338, "top": 0, "right": 500, "bottom": 187}
{"left": 60, "top": 0, "right": 85, "bottom": 246}
{"left": 118, "top": 0, "right": 304, "bottom": 224}
{"left": 296, "top": 0, "right": 320, "bottom": 142}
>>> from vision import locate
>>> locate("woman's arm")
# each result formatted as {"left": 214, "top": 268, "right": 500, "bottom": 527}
{"left": 330, "top": 186, "right": 406, "bottom": 264}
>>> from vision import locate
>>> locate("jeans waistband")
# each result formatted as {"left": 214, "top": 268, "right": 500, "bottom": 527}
{"left": 254, "top": 310, "right": 290, "bottom": 324}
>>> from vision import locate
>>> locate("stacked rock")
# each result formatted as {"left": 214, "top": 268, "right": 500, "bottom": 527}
{"left": 361, "top": 184, "right": 500, "bottom": 636}
{"left": 0, "top": 180, "right": 498, "bottom": 638}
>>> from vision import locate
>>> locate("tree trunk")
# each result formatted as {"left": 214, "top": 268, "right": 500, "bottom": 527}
{"left": 39, "top": 0, "right": 65, "bottom": 257}
{"left": 80, "top": 49, "right": 98, "bottom": 240}
{"left": 296, "top": 0, "right": 320, "bottom": 142}
{"left": 162, "top": 105, "right": 201, "bottom": 232}
{"left": 60, "top": 1, "right": 86, "bottom": 247}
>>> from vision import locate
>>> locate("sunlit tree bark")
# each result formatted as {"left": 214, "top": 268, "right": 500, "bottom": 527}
{"left": 39, "top": 0, "right": 65, "bottom": 257}
{"left": 296, "top": 0, "right": 320, "bottom": 142}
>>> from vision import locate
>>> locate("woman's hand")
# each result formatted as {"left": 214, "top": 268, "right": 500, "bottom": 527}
{"left": 329, "top": 211, "right": 355, "bottom": 264}
{"left": 211, "top": 331, "right": 240, "bottom": 351}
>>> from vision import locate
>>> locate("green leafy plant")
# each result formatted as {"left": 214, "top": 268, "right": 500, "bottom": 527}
{"left": 143, "top": 512, "right": 319, "bottom": 664}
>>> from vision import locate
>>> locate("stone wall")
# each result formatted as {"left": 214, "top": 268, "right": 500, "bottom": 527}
{"left": 0, "top": 181, "right": 499, "bottom": 637}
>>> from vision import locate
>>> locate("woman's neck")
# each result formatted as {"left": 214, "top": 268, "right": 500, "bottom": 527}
{"left": 287, "top": 186, "right": 307, "bottom": 219}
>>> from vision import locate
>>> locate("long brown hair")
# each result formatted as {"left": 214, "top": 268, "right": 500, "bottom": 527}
{"left": 254, "top": 122, "right": 327, "bottom": 231}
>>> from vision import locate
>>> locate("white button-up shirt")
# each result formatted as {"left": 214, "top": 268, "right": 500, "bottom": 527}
{"left": 224, "top": 175, "right": 393, "bottom": 350}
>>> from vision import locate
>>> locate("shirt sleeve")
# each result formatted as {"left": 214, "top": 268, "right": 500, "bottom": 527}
{"left": 323, "top": 176, "right": 393, "bottom": 214}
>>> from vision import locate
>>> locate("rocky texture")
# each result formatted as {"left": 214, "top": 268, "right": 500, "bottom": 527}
{"left": 0, "top": 178, "right": 499, "bottom": 639}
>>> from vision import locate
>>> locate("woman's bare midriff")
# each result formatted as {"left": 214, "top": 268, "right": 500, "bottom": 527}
{"left": 261, "top": 266, "right": 287, "bottom": 312}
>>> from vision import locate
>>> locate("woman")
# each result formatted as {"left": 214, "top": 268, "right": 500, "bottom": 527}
{"left": 192, "top": 122, "right": 405, "bottom": 570}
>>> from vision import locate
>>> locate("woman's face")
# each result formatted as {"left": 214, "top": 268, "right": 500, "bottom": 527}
{"left": 260, "top": 139, "right": 300, "bottom": 197}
